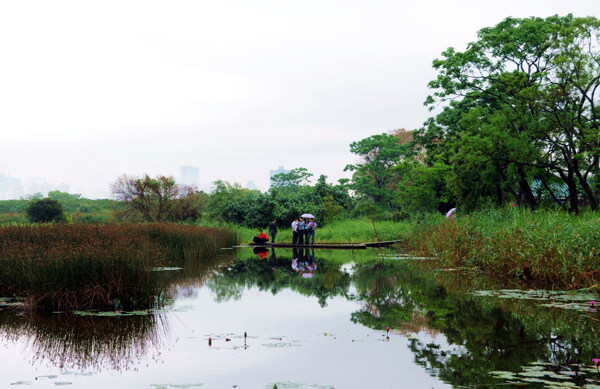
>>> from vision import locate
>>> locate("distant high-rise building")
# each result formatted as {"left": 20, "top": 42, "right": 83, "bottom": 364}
{"left": 180, "top": 166, "right": 200, "bottom": 187}
{"left": 246, "top": 180, "right": 257, "bottom": 191}
{"left": 28, "top": 181, "right": 70, "bottom": 197}
{"left": 0, "top": 173, "right": 26, "bottom": 200}
{"left": 9, "top": 178, "right": 24, "bottom": 199}
{"left": 0, "top": 174, "right": 10, "bottom": 200}
{"left": 269, "top": 166, "right": 290, "bottom": 187}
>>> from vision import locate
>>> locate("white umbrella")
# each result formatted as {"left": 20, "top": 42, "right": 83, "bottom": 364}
{"left": 301, "top": 213, "right": 315, "bottom": 219}
{"left": 445, "top": 208, "right": 456, "bottom": 219}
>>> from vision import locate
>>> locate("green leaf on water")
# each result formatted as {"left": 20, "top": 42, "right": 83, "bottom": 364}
{"left": 149, "top": 267, "right": 183, "bottom": 271}
{"left": 490, "top": 371, "right": 518, "bottom": 379}
{"left": 519, "top": 370, "right": 549, "bottom": 377}
{"left": 471, "top": 289, "right": 599, "bottom": 311}
{"left": 523, "top": 365, "right": 545, "bottom": 371}
{"left": 72, "top": 310, "right": 152, "bottom": 317}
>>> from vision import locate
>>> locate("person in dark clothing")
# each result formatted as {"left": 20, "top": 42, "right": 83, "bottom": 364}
{"left": 252, "top": 230, "right": 269, "bottom": 244}
{"left": 268, "top": 220, "right": 278, "bottom": 243}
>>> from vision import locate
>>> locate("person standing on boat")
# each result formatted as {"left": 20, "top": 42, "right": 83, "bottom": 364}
{"left": 306, "top": 218, "right": 317, "bottom": 244}
{"left": 269, "top": 219, "right": 278, "bottom": 243}
{"left": 252, "top": 229, "right": 269, "bottom": 244}
{"left": 297, "top": 217, "right": 306, "bottom": 245}
{"left": 291, "top": 218, "right": 299, "bottom": 244}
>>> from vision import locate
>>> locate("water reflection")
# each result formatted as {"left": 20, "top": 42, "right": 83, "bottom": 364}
{"left": 349, "top": 259, "right": 600, "bottom": 387}
{"left": 0, "top": 248, "right": 599, "bottom": 388}
{"left": 213, "top": 250, "right": 600, "bottom": 387}
{"left": 0, "top": 310, "right": 170, "bottom": 372}
{"left": 292, "top": 248, "right": 318, "bottom": 278}
{"left": 209, "top": 248, "right": 351, "bottom": 307}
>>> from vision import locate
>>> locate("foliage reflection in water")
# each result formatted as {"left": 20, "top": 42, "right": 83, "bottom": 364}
{"left": 0, "top": 310, "right": 171, "bottom": 372}
{"left": 0, "top": 247, "right": 599, "bottom": 388}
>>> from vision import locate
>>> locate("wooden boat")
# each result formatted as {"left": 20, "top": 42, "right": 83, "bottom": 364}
{"left": 237, "top": 240, "right": 401, "bottom": 250}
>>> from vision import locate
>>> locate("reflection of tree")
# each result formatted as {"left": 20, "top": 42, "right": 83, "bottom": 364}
{"left": 166, "top": 249, "right": 236, "bottom": 295}
{"left": 0, "top": 248, "right": 233, "bottom": 374}
{"left": 0, "top": 310, "right": 170, "bottom": 372}
{"left": 349, "top": 259, "right": 600, "bottom": 387}
{"left": 350, "top": 261, "right": 425, "bottom": 330}
{"left": 208, "top": 251, "right": 351, "bottom": 307}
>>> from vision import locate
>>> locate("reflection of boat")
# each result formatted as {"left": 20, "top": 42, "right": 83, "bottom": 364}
{"left": 239, "top": 240, "right": 401, "bottom": 250}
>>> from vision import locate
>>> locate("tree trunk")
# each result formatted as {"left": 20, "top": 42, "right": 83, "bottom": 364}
{"left": 517, "top": 165, "right": 538, "bottom": 210}
{"left": 573, "top": 157, "right": 598, "bottom": 210}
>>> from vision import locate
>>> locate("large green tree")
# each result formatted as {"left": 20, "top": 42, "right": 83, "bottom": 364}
{"left": 423, "top": 14, "right": 600, "bottom": 212}
{"left": 207, "top": 180, "right": 274, "bottom": 228}
{"left": 345, "top": 132, "right": 413, "bottom": 213}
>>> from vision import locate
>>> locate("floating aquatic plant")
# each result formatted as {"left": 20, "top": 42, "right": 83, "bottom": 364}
{"left": 471, "top": 289, "right": 600, "bottom": 312}
{"left": 491, "top": 362, "right": 600, "bottom": 388}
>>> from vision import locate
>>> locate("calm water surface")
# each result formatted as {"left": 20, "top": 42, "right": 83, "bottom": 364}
{"left": 1, "top": 248, "right": 599, "bottom": 388}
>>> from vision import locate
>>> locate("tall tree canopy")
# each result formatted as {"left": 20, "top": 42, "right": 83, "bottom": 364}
{"left": 421, "top": 14, "right": 600, "bottom": 212}
{"left": 345, "top": 131, "right": 413, "bottom": 213}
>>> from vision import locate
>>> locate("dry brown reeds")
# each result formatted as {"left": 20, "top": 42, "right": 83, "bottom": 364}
{"left": 0, "top": 223, "right": 236, "bottom": 311}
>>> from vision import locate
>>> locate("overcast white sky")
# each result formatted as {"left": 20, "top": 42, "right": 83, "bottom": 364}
{"left": 1, "top": 0, "right": 598, "bottom": 198}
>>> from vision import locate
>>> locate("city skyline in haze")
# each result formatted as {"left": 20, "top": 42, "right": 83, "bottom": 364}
{"left": 1, "top": 1, "right": 597, "bottom": 199}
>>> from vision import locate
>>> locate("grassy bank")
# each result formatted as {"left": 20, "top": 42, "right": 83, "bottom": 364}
{"left": 222, "top": 218, "right": 416, "bottom": 244}
{"left": 0, "top": 224, "right": 236, "bottom": 311}
{"left": 410, "top": 208, "right": 600, "bottom": 288}
{"left": 229, "top": 210, "right": 600, "bottom": 288}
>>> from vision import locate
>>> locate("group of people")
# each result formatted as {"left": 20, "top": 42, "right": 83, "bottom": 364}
{"left": 250, "top": 216, "right": 318, "bottom": 245}
{"left": 291, "top": 248, "right": 317, "bottom": 278}
{"left": 251, "top": 219, "right": 281, "bottom": 244}
{"left": 291, "top": 217, "right": 317, "bottom": 244}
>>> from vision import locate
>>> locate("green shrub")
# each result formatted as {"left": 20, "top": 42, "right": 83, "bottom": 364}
{"left": 26, "top": 198, "right": 66, "bottom": 223}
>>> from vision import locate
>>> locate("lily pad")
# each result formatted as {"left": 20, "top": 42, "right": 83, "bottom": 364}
{"left": 471, "top": 289, "right": 599, "bottom": 311}
{"left": 519, "top": 370, "right": 549, "bottom": 378}
{"left": 149, "top": 267, "right": 184, "bottom": 271}
{"left": 262, "top": 342, "right": 301, "bottom": 348}
{"left": 72, "top": 310, "right": 151, "bottom": 317}
{"left": 0, "top": 297, "right": 26, "bottom": 307}
{"left": 269, "top": 382, "right": 332, "bottom": 389}
{"left": 490, "top": 371, "right": 518, "bottom": 379}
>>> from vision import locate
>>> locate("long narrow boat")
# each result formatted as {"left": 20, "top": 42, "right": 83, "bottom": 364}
{"left": 236, "top": 240, "right": 402, "bottom": 250}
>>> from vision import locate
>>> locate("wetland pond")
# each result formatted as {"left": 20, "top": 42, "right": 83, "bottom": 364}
{"left": 1, "top": 247, "right": 600, "bottom": 388}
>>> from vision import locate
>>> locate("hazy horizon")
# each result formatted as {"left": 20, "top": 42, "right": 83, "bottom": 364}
{"left": 1, "top": 0, "right": 598, "bottom": 199}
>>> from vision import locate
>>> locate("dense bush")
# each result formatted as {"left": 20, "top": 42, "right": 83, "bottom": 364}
{"left": 26, "top": 198, "right": 66, "bottom": 223}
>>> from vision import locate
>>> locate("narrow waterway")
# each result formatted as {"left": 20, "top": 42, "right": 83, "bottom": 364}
{"left": 0, "top": 248, "right": 598, "bottom": 388}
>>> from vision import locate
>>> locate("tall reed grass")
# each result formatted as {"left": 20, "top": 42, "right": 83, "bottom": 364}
{"left": 0, "top": 224, "right": 236, "bottom": 311}
{"left": 410, "top": 208, "right": 600, "bottom": 288}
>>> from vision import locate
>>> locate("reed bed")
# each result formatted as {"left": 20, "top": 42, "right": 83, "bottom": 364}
{"left": 0, "top": 224, "right": 236, "bottom": 311}
{"left": 410, "top": 208, "right": 600, "bottom": 288}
